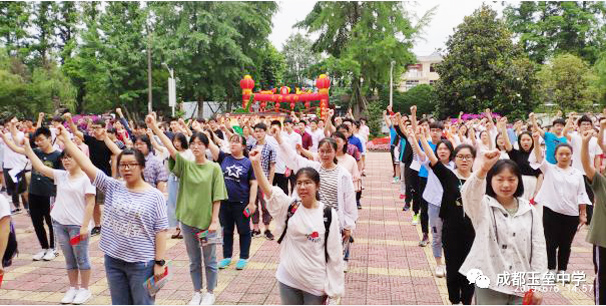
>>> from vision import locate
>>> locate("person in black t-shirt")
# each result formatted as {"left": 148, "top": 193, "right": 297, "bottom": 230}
{"left": 419, "top": 131, "right": 477, "bottom": 305}
{"left": 502, "top": 127, "right": 543, "bottom": 201}
{"left": 66, "top": 114, "right": 113, "bottom": 236}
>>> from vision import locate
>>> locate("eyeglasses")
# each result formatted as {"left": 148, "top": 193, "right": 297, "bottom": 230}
{"left": 456, "top": 155, "right": 473, "bottom": 161}
{"left": 119, "top": 163, "right": 140, "bottom": 169}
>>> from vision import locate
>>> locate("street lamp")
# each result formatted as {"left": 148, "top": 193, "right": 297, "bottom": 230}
{"left": 163, "top": 62, "right": 177, "bottom": 116}
{"left": 389, "top": 60, "right": 395, "bottom": 109}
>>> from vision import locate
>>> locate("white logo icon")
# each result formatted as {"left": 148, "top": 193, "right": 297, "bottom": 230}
{"left": 466, "top": 269, "right": 491, "bottom": 289}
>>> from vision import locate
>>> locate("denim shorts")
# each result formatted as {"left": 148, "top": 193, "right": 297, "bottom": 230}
{"left": 53, "top": 220, "right": 91, "bottom": 270}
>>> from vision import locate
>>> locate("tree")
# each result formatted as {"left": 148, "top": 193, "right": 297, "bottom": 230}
{"left": 282, "top": 33, "right": 318, "bottom": 87}
{"left": 596, "top": 52, "right": 606, "bottom": 104}
{"left": 296, "top": 2, "right": 420, "bottom": 116}
{"left": 504, "top": 2, "right": 606, "bottom": 64}
{"left": 0, "top": 2, "right": 31, "bottom": 58}
{"left": 252, "top": 43, "right": 286, "bottom": 90}
{"left": 434, "top": 4, "right": 538, "bottom": 119}
{"left": 29, "top": 2, "right": 59, "bottom": 68}
{"left": 537, "top": 53, "right": 599, "bottom": 111}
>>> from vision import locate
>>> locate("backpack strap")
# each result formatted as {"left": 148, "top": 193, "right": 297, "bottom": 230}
{"left": 277, "top": 200, "right": 300, "bottom": 244}
{"left": 323, "top": 205, "right": 332, "bottom": 263}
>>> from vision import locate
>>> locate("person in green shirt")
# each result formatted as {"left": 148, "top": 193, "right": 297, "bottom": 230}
{"left": 581, "top": 127, "right": 606, "bottom": 305}
{"left": 147, "top": 114, "right": 228, "bottom": 306}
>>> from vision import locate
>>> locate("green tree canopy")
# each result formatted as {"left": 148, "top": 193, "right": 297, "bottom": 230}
{"left": 434, "top": 4, "right": 538, "bottom": 119}
{"left": 281, "top": 33, "right": 319, "bottom": 88}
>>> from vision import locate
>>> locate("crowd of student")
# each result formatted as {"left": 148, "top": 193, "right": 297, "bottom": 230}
{"left": 0, "top": 104, "right": 605, "bottom": 305}
{"left": 0, "top": 108, "right": 368, "bottom": 305}
{"left": 387, "top": 106, "right": 606, "bottom": 305}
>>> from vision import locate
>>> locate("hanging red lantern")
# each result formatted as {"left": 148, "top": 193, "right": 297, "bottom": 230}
{"left": 240, "top": 75, "right": 255, "bottom": 94}
{"left": 305, "top": 101, "right": 310, "bottom": 109}
{"left": 290, "top": 102, "right": 295, "bottom": 110}
{"left": 316, "top": 74, "right": 331, "bottom": 95}
{"left": 261, "top": 101, "right": 266, "bottom": 109}
{"left": 280, "top": 86, "right": 290, "bottom": 95}
{"left": 274, "top": 102, "right": 280, "bottom": 112}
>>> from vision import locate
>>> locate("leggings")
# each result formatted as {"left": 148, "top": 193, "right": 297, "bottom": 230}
{"left": 417, "top": 177, "right": 429, "bottom": 235}
{"left": 443, "top": 220, "right": 475, "bottom": 304}
{"left": 543, "top": 206, "right": 578, "bottom": 271}
{"left": 29, "top": 193, "right": 55, "bottom": 249}
{"left": 279, "top": 282, "right": 326, "bottom": 305}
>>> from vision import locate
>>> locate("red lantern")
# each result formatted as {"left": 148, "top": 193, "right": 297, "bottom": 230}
{"left": 280, "top": 86, "right": 290, "bottom": 95}
{"left": 274, "top": 102, "right": 280, "bottom": 112}
{"left": 261, "top": 101, "right": 266, "bottom": 109}
{"left": 285, "top": 95, "right": 292, "bottom": 102}
{"left": 240, "top": 75, "right": 255, "bottom": 91}
{"left": 277, "top": 95, "right": 283, "bottom": 103}
{"left": 290, "top": 102, "right": 295, "bottom": 110}
{"left": 293, "top": 95, "right": 299, "bottom": 103}
{"left": 316, "top": 74, "right": 330, "bottom": 89}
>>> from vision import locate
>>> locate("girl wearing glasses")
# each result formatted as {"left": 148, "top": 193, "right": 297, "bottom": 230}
{"left": 22, "top": 136, "right": 96, "bottom": 304}
{"left": 147, "top": 115, "right": 227, "bottom": 306}
{"left": 56, "top": 125, "right": 168, "bottom": 305}
{"left": 410, "top": 128, "right": 477, "bottom": 305}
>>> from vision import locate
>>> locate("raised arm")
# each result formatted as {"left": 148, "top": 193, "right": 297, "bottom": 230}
{"left": 599, "top": 119, "right": 606, "bottom": 153}
{"left": 36, "top": 112, "right": 44, "bottom": 129}
{"left": 419, "top": 129, "right": 438, "bottom": 166}
{"left": 484, "top": 108, "right": 495, "bottom": 132}
{"left": 22, "top": 137, "right": 54, "bottom": 179}
{"left": 410, "top": 105, "right": 418, "bottom": 133}
{"left": 57, "top": 126, "right": 98, "bottom": 182}
{"left": 64, "top": 113, "right": 84, "bottom": 140}
{"left": 532, "top": 131, "right": 543, "bottom": 165}
{"left": 563, "top": 115, "right": 574, "bottom": 141}
{"left": 147, "top": 115, "right": 178, "bottom": 159}
{"left": 0, "top": 132, "right": 25, "bottom": 155}
{"left": 582, "top": 130, "right": 597, "bottom": 182}
{"left": 324, "top": 109, "right": 336, "bottom": 137}
{"left": 250, "top": 149, "right": 273, "bottom": 198}
{"left": 499, "top": 117, "right": 513, "bottom": 152}
{"left": 102, "top": 130, "right": 122, "bottom": 156}
{"left": 204, "top": 130, "right": 221, "bottom": 162}
{"left": 529, "top": 113, "right": 544, "bottom": 138}
{"left": 461, "top": 149, "right": 501, "bottom": 226}
{"left": 146, "top": 130, "right": 168, "bottom": 156}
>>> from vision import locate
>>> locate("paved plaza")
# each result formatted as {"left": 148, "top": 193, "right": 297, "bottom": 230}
{"left": 0, "top": 152, "right": 597, "bottom": 305}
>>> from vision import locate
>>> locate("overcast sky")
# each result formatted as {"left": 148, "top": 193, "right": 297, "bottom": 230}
{"left": 269, "top": 1, "right": 508, "bottom": 56}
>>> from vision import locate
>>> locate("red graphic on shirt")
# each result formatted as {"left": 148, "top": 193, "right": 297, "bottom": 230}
{"left": 310, "top": 231, "right": 319, "bottom": 239}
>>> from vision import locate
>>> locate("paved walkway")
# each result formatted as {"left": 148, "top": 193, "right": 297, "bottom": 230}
{"left": 0, "top": 152, "right": 596, "bottom": 304}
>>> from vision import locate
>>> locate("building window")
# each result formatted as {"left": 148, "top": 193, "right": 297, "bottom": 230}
{"left": 405, "top": 80, "right": 419, "bottom": 90}
{"left": 429, "top": 80, "right": 436, "bottom": 85}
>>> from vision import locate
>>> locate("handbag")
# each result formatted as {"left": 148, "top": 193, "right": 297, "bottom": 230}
{"left": 15, "top": 161, "right": 29, "bottom": 194}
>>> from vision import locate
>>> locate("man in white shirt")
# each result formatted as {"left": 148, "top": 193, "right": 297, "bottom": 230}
{"left": 306, "top": 119, "right": 325, "bottom": 153}
{"left": 281, "top": 118, "right": 303, "bottom": 194}
{"left": 267, "top": 120, "right": 289, "bottom": 195}
{"left": 572, "top": 115, "right": 603, "bottom": 224}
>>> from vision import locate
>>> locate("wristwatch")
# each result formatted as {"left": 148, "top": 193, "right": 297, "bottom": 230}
{"left": 154, "top": 259, "right": 166, "bottom": 266}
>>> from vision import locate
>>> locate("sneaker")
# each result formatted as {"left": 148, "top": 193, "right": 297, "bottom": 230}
{"left": 435, "top": 265, "right": 446, "bottom": 278}
{"left": 264, "top": 230, "right": 275, "bottom": 241}
{"left": 392, "top": 176, "right": 400, "bottom": 184}
{"left": 343, "top": 261, "right": 348, "bottom": 273}
{"left": 189, "top": 292, "right": 202, "bottom": 305}
{"left": 418, "top": 234, "right": 429, "bottom": 247}
{"left": 90, "top": 226, "right": 101, "bottom": 236}
{"left": 61, "top": 287, "right": 78, "bottom": 304}
{"left": 357, "top": 204, "right": 362, "bottom": 210}
{"left": 236, "top": 259, "right": 248, "bottom": 270}
{"left": 11, "top": 208, "right": 22, "bottom": 215}
{"left": 33, "top": 249, "right": 47, "bottom": 261}
{"left": 403, "top": 202, "right": 411, "bottom": 211}
{"left": 411, "top": 214, "right": 419, "bottom": 225}
{"left": 251, "top": 229, "right": 261, "bottom": 238}
{"left": 200, "top": 292, "right": 215, "bottom": 305}
{"left": 72, "top": 288, "right": 92, "bottom": 305}
{"left": 327, "top": 297, "right": 338, "bottom": 305}
{"left": 43, "top": 249, "right": 58, "bottom": 261}
{"left": 218, "top": 258, "right": 232, "bottom": 269}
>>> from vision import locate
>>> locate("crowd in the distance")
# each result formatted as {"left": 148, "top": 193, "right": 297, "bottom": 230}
{"left": 1, "top": 103, "right": 606, "bottom": 305}
{"left": 0, "top": 108, "right": 368, "bottom": 305}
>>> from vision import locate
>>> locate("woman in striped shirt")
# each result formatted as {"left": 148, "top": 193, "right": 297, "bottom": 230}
{"left": 57, "top": 125, "right": 168, "bottom": 305}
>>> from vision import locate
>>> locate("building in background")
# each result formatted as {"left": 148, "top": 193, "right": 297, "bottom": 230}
{"left": 398, "top": 52, "right": 443, "bottom": 92}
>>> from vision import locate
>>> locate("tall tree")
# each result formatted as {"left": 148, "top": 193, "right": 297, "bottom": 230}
{"left": 537, "top": 53, "right": 599, "bottom": 111}
{"left": 504, "top": 1, "right": 606, "bottom": 64}
{"left": 252, "top": 43, "right": 286, "bottom": 90}
{"left": 55, "top": 1, "right": 79, "bottom": 65}
{"left": 296, "top": 2, "right": 421, "bottom": 116}
{"left": 434, "top": 4, "right": 538, "bottom": 118}
{"left": 0, "top": 2, "right": 31, "bottom": 57}
{"left": 30, "top": 1, "right": 59, "bottom": 68}
{"left": 282, "top": 33, "right": 318, "bottom": 87}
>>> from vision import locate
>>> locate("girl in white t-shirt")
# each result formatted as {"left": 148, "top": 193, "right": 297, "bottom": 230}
{"left": 23, "top": 138, "right": 96, "bottom": 305}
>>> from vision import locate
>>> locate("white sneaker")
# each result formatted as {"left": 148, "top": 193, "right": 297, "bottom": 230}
{"left": 435, "top": 265, "right": 445, "bottom": 278}
{"left": 42, "top": 249, "right": 58, "bottom": 261}
{"left": 189, "top": 292, "right": 202, "bottom": 305}
{"left": 61, "top": 287, "right": 79, "bottom": 304}
{"left": 201, "top": 292, "right": 216, "bottom": 305}
{"left": 33, "top": 249, "right": 47, "bottom": 261}
{"left": 72, "top": 288, "right": 92, "bottom": 305}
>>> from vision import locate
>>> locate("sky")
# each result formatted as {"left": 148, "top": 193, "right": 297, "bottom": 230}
{"left": 269, "top": 1, "right": 508, "bottom": 57}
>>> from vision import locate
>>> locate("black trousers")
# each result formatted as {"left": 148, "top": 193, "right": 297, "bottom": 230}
{"left": 404, "top": 163, "right": 415, "bottom": 206}
{"left": 29, "top": 193, "right": 54, "bottom": 250}
{"left": 594, "top": 245, "right": 606, "bottom": 305}
{"left": 3, "top": 168, "right": 21, "bottom": 209}
{"left": 273, "top": 173, "right": 289, "bottom": 195}
{"left": 219, "top": 201, "right": 252, "bottom": 259}
{"left": 252, "top": 188, "right": 272, "bottom": 226}
{"left": 443, "top": 220, "right": 475, "bottom": 305}
{"left": 417, "top": 177, "right": 429, "bottom": 235}
{"left": 543, "top": 207, "right": 578, "bottom": 271}
{"left": 584, "top": 175, "right": 594, "bottom": 225}
{"left": 408, "top": 168, "right": 420, "bottom": 209}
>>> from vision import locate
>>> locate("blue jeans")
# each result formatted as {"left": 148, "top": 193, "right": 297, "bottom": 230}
{"left": 219, "top": 201, "right": 251, "bottom": 259}
{"left": 181, "top": 223, "right": 218, "bottom": 292}
{"left": 53, "top": 220, "right": 91, "bottom": 270}
{"left": 279, "top": 282, "right": 327, "bottom": 305}
{"left": 428, "top": 204, "right": 443, "bottom": 258}
{"left": 166, "top": 174, "right": 179, "bottom": 228}
{"left": 104, "top": 255, "right": 155, "bottom": 305}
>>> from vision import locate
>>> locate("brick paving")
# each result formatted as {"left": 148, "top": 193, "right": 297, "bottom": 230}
{"left": 0, "top": 152, "right": 596, "bottom": 305}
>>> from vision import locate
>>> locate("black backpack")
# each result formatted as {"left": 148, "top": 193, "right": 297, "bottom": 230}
{"left": 277, "top": 201, "right": 333, "bottom": 262}
{"left": 3, "top": 221, "right": 18, "bottom": 268}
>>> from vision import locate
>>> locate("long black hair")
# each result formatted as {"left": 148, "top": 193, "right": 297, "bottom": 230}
{"left": 434, "top": 139, "right": 455, "bottom": 162}
{"left": 486, "top": 160, "right": 524, "bottom": 198}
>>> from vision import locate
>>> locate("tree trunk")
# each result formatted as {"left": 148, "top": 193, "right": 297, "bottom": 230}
{"left": 351, "top": 78, "right": 368, "bottom": 117}
{"left": 197, "top": 96, "right": 204, "bottom": 118}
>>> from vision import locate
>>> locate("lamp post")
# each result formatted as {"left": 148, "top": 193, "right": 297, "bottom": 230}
{"left": 389, "top": 61, "right": 395, "bottom": 109}
{"left": 163, "top": 62, "right": 176, "bottom": 117}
